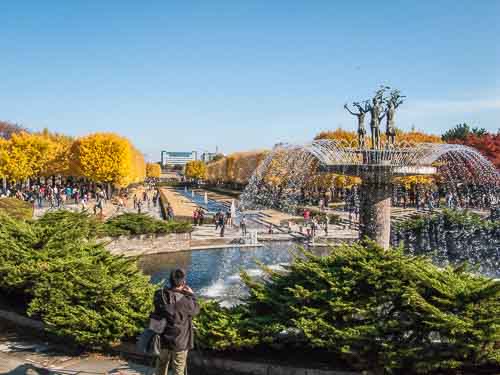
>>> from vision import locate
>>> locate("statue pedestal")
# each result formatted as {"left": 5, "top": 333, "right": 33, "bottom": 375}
{"left": 320, "top": 150, "right": 436, "bottom": 249}
{"left": 359, "top": 180, "right": 391, "bottom": 249}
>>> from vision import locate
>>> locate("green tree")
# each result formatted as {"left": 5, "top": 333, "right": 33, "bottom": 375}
{"left": 442, "top": 123, "right": 487, "bottom": 142}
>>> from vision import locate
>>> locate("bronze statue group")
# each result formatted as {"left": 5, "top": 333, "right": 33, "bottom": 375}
{"left": 344, "top": 86, "right": 405, "bottom": 149}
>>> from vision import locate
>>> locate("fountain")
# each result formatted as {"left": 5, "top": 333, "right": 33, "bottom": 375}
{"left": 204, "top": 192, "right": 209, "bottom": 205}
{"left": 241, "top": 88, "right": 500, "bottom": 248}
{"left": 230, "top": 199, "right": 236, "bottom": 219}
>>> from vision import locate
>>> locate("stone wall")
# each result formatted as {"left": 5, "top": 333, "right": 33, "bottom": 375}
{"left": 102, "top": 232, "right": 191, "bottom": 256}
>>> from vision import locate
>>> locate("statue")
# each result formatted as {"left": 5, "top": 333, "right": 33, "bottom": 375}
{"left": 386, "top": 100, "right": 396, "bottom": 146}
{"left": 368, "top": 88, "right": 387, "bottom": 149}
{"left": 344, "top": 101, "right": 370, "bottom": 148}
{"left": 385, "top": 89, "right": 405, "bottom": 146}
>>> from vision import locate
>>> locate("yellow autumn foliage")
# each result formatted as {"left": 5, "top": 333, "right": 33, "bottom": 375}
{"left": 37, "top": 129, "right": 74, "bottom": 176}
{"left": 206, "top": 151, "right": 268, "bottom": 184}
{"left": 0, "top": 138, "right": 8, "bottom": 179}
{"left": 0, "top": 132, "right": 53, "bottom": 182}
{"left": 185, "top": 160, "right": 207, "bottom": 180}
{"left": 146, "top": 163, "right": 161, "bottom": 178}
{"left": 314, "top": 128, "right": 358, "bottom": 146}
{"left": 71, "top": 133, "right": 145, "bottom": 186}
{"left": 395, "top": 130, "right": 443, "bottom": 145}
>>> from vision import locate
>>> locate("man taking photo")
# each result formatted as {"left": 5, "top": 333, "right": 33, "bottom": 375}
{"left": 153, "top": 268, "right": 200, "bottom": 375}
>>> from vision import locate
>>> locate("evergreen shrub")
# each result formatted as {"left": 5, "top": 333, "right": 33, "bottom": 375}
{"left": 0, "top": 211, "right": 155, "bottom": 348}
{"left": 102, "top": 212, "right": 192, "bottom": 237}
{"left": 0, "top": 197, "right": 33, "bottom": 219}
{"left": 194, "top": 241, "right": 500, "bottom": 374}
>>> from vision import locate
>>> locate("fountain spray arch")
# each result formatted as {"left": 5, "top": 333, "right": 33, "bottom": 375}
{"left": 242, "top": 88, "right": 499, "bottom": 248}
{"left": 241, "top": 140, "right": 500, "bottom": 249}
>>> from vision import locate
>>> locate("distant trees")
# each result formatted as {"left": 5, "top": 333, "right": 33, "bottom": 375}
{"left": 459, "top": 132, "right": 500, "bottom": 169}
{"left": 315, "top": 128, "right": 442, "bottom": 147}
{"left": 315, "top": 128, "right": 358, "bottom": 145}
{"left": 71, "top": 133, "right": 145, "bottom": 187}
{"left": 0, "top": 132, "right": 53, "bottom": 182}
{"left": 396, "top": 130, "right": 442, "bottom": 144}
{"left": 442, "top": 123, "right": 487, "bottom": 142}
{"left": 0, "top": 120, "right": 27, "bottom": 139}
{"left": 0, "top": 128, "right": 146, "bottom": 187}
{"left": 441, "top": 123, "right": 499, "bottom": 169}
{"left": 206, "top": 151, "right": 268, "bottom": 185}
{"left": 208, "top": 153, "right": 225, "bottom": 163}
{"left": 146, "top": 163, "right": 161, "bottom": 179}
{"left": 185, "top": 160, "right": 207, "bottom": 181}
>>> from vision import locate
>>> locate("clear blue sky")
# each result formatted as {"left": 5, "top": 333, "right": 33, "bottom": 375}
{"left": 1, "top": 1, "right": 498, "bottom": 160}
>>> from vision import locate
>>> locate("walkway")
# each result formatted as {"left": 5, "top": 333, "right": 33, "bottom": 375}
{"left": 160, "top": 187, "right": 198, "bottom": 217}
{"left": 33, "top": 186, "right": 162, "bottom": 221}
{"left": 0, "top": 320, "right": 151, "bottom": 375}
{"left": 192, "top": 188, "right": 359, "bottom": 244}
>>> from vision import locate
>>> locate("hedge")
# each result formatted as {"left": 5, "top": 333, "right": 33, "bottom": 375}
{"left": 0, "top": 211, "right": 156, "bottom": 348}
{"left": 194, "top": 241, "right": 500, "bottom": 374}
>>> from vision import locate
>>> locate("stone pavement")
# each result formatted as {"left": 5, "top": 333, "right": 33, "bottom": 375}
{"left": 160, "top": 187, "right": 198, "bottom": 217}
{"left": 0, "top": 320, "right": 152, "bottom": 375}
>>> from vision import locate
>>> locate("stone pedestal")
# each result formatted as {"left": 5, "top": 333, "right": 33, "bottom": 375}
{"left": 322, "top": 152, "right": 436, "bottom": 249}
{"left": 359, "top": 180, "right": 392, "bottom": 249}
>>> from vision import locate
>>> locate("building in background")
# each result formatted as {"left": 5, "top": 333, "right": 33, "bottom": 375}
{"left": 161, "top": 151, "right": 197, "bottom": 167}
{"left": 199, "top": 152, "right": 218, "bottom": 163}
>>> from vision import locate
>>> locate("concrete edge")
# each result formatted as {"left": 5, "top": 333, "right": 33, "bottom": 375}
{"left": 189, "top": 352, "right": 363, "bottom": 375}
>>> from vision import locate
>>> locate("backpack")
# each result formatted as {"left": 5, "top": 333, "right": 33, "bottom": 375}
{"left": 136, "top": 328, "right": 161, "bottom": 357}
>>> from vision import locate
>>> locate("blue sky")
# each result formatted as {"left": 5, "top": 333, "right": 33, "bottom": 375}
{"left": 0, "top": 1, "right": 498, "bottom": 160}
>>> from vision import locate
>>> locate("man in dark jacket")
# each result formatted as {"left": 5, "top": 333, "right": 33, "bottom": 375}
{"left": 153, "top": 269, "right": 200, "bottom": 375}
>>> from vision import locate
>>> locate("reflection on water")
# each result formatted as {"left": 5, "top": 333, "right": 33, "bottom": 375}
{"left": 139, "top": 242, "right": 327, "bottom": 306}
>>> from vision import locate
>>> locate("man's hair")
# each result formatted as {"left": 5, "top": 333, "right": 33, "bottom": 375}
{"left": 170, "top": 268, "right": 186, "bottom": 288}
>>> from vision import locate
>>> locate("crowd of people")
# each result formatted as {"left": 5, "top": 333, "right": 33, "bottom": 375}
{"left": 0, "top": 180, "right": 162, "bottom": 217}
{"left": 132, "top": 188, "right": 161, "bottom": 214}
{"left": 0, "top": 182, "right": 111, "bottom": 213}
{"left": 191, "top": 207, "right": 238, "bottom": 238}
{"left": 336, "top": 185, "right": 499, "bottom": 224}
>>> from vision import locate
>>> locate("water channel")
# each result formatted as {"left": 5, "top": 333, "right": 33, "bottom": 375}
{"left": 139, "top": 241, "right": 332, "bottom": 306}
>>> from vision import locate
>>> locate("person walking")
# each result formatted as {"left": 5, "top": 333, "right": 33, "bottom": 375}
{"left": 218, "top": 214, "right": 225, "bottom": 237}
{"left": 214, "top": 211, "right": 221, "bottom": 230}
{"left": 167, "top": 206, "right": 174, "bottom": 220}
{"left": 198, "top": 209, "right": 204, "bottom": 225}
{"left": 153, "top": 269, "right": 199, "bottom": 375}
{"left": 240, "top": 215, "right": 247, "bottom": 236}
{"left": 303, "top": 208, "right": 310, "bottom": 223}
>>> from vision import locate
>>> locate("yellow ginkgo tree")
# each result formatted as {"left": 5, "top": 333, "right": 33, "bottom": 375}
{"left": 185, "top": 160, "right": 207, "bottom": 181}
{"left": 70, "top": 133, "right": 145, "bottom": 189}
{"left": 0, "top": 132, "right": 53, "bottom": 183}
{"left": 146, "top": 163, "right": 161, "bottom": 179}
